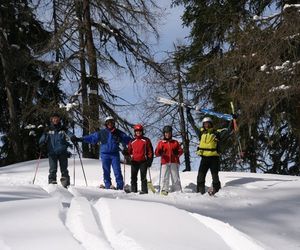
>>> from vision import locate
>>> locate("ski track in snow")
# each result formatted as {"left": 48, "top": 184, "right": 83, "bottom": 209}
{"left": 1, "top": 159, "right": 300, "bottom": 249}
{"left": 65, "top": 196, "right": 113, "bottom": 250}
{"left": 36, "top": 182, "right": 262, "bottom": 250}
{"left": 94, "top": 199, "right": 144, "bottom": 250}
{"left": 190, "top": 213, "right": 265, "bottom": 250}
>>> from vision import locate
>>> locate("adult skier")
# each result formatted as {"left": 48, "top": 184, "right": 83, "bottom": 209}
{"left": 187, "top": 108, "right": 233, "bottom": 195}
{"left": 127, "top": 124, "right": 153, "bottom": 194}
{"left": 155, "top": 125, "right": 183, "bottom": 195}
{"left": 75, "top": 116, "right": 131, "bottom": 190}
{"left": 39, "top": 113, "right": 75, "bottom": 187}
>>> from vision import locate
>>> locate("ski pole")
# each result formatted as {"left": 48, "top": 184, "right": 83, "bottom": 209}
{"left": 73, "top": 149, "right": 76, "bottom": 186}
{"left": 147, "top": 167, "right": 156, "bottom": 193}
{"left": 230, "top": 102, "right": 243, "bottom": 161}
{"left": 74, "top": 142, "right": 88, "bottom": 186}
{"left": 158, "top": 163, "right": 162, "bottom": 193}
{"left": 32, "top": 152, "right": 42, "bottom": 184}
{"left": 123, "top": 161, "right": 126, "bottom": 186}
{"left": 148, "top": 167, "right": 152, "bottom": 182}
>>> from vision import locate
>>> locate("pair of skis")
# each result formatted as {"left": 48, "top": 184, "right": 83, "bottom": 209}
{"left": 157, "top": 97, "right": 234, "bottom": 121}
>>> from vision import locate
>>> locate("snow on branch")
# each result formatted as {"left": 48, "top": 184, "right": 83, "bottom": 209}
{"left": 253, "top": 13, "right": 280, "bottom": 21}
{"left": 269, "top": 85, "right": 291, "bottom": 92}
{"left": 59, "top": 102, "right": 79, "bottom": 111}
{"left": 283, "top": 4, "right": 300, "bottom": 11}
{"left": 260, "top": 60, "right": 300, "bottom": 73}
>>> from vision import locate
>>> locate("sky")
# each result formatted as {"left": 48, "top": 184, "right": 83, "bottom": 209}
{"left": 105, "top": 1, "right": 190, "bottom": 123}
{"left": 0, "top": 158, "right": 300, "bottom": 250}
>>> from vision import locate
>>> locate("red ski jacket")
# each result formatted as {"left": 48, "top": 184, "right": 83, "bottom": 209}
{"left": 155, "top": 139, "right": 183, "bottom": 164}
{"left": 128, "top": 136, "right": 153, "bottom": 162}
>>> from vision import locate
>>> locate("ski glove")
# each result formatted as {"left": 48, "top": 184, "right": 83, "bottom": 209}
{"left": 186, "top": 106, "right": 191, "bottom": 114}
{"left": 146, "top": 157, "right": 153, "bottom": 168}
{"left": 173, "top": 149, "right": 179, "bottom": 156}
{"left": 157, "top": 149, "right": 165, "bottom": 156}
{"left": 39, "top": 142, "right": 47, "bottom": 152}
{"left": 231, "top": 113, "right": 238, "bottom": 119}
{"left": 71, "top": 136, "right": 83, "bottom": 143}
{"left": 122, "top": 147, "right": 129, "bottom": 156}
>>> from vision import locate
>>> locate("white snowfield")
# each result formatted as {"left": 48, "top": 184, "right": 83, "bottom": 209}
{"left": 0, "top": 158, "right": 300, "bottom": 250}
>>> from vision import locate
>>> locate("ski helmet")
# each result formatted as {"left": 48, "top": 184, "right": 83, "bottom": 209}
{"left": 104, "top": 116, "right": 115, "bottom": 126}
{"left": 134, "top": 124, "right": 143, "bottom": 131}
{"left": 163, "top": 125, "right": 172, "bottom": 133}
{"left": 105, "top": 116, "right": 114, "bottom": 123}
{"left": 202, "top": 117, "right": 213, "bottom": 124}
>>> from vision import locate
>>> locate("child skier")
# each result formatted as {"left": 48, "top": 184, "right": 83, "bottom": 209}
{"left": 127, "top": 124, "right": 153, "bottom": 194}
{"left": 155, "top": 125, "right": 183, "bottom": 195}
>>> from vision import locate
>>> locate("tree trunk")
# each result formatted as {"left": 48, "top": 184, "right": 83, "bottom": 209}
{"left": 247, "top": 125, "right": 257, "bottom": 173}
{"left": 176, "top": 62, "right": 191, "bottom": 171}
{"left": 0, "top": 32, "right": 23, "bottom": 163}
{"left": 83, "top": 0, "right": 99, "bottom": 158}
{"left": 76, "top": 0, "right": 90, "bottom": 158}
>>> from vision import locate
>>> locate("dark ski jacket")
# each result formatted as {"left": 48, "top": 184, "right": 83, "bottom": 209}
{"left": 39, "top": 124, "right": 74, "bottom": 155}
{"left": 83, "top": 128, "right": 131, "bottom": 155}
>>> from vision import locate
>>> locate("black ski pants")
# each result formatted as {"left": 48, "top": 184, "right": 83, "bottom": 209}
{"left": 131, "top": 161, "right": 148, "bottom": 193}
{"left": 48, "top": 152, "right": 70, "bottom": 184}
{"left": 197, "top": 156, "right": 221, "bottom": 194}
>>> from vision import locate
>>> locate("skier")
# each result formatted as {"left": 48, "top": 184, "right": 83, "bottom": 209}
{"left": 127, "top": 124, "right": 153, "bottom": 194}
{"left": 75, "top": 116, "right": 131, "bottom": 190}
{"left": 155, "top": 125, "right": 183, "bottom": 195}
{"left": 187, "top": 108, "right": 233, "bottom": 195}
{"left": 39, "top": 113, "right": 76, "bottom": 187}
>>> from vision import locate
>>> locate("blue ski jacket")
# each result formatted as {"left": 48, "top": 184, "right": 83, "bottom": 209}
{"left": 83, "top": 128, "right": 131, "bottom": 155}
{"left": 39, "top": 124, "right": 74, "bottom": 155}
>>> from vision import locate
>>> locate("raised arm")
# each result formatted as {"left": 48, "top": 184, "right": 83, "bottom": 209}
{"left": 83, "top": 131, "right": 101, "bottom": 144}
{"left": 186, "top": 108, "right": 201, "bottom": 139}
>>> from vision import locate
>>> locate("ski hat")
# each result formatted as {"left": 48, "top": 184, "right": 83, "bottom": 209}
{"left": 51, "top": 112, "right": 61, "bottom": 118}
{"left": 202, "top": 117, "right": 213, "bottom": 124}
{"left": 163, "top": 125, "right": 172, "bottom": 133}
{"left": 134, "top": 124, "right": 143, "bottom": 131}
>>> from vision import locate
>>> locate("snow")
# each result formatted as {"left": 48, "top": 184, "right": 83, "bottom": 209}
{"left": 269, "top": 84, "right": 291, "bottom": 92}
{"left": 283, "top": 4, "right": 300, "bottom": 11}
{"left": 252, "top": 13, "right": 280, "bottom": 21}
{"left": 0, "top": 158, "right": 300, "bottom": 250}
{"left": 59, "top": 102, "right": 79, "bottom": 111}
{"left": 260, "top": 64, "right": 267, "bottom": 71}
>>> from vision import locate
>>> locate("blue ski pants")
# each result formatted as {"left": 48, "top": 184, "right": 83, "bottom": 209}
{"left": 101, "top": 153, "right": 124, "bottom": 189}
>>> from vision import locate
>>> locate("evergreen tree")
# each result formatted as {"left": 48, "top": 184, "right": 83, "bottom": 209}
{"left": 0, "top": 0, "right": 64, "bottom": 166}
{"left": 172, "top": 0, "right": 300, "bottom": 174}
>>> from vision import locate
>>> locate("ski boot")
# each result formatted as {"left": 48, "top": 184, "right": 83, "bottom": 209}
{"left": 207, "top": 186, "right": 216, "bottom": 196}
{"left": 60, "top": 177, "right": 70, "bottom": 188}
{"left": 161, "top": 190, "right": 168, "bottom": 196}
{"left": 124, "top": 184, "right": 131, "bottom": 193}
{"left": 139, "top": 190, "right": 148, "bottom": 195}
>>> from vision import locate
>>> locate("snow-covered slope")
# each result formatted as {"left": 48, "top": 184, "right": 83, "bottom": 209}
{"left": 0, "top": 158, "right": 299, "bottom": 250}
